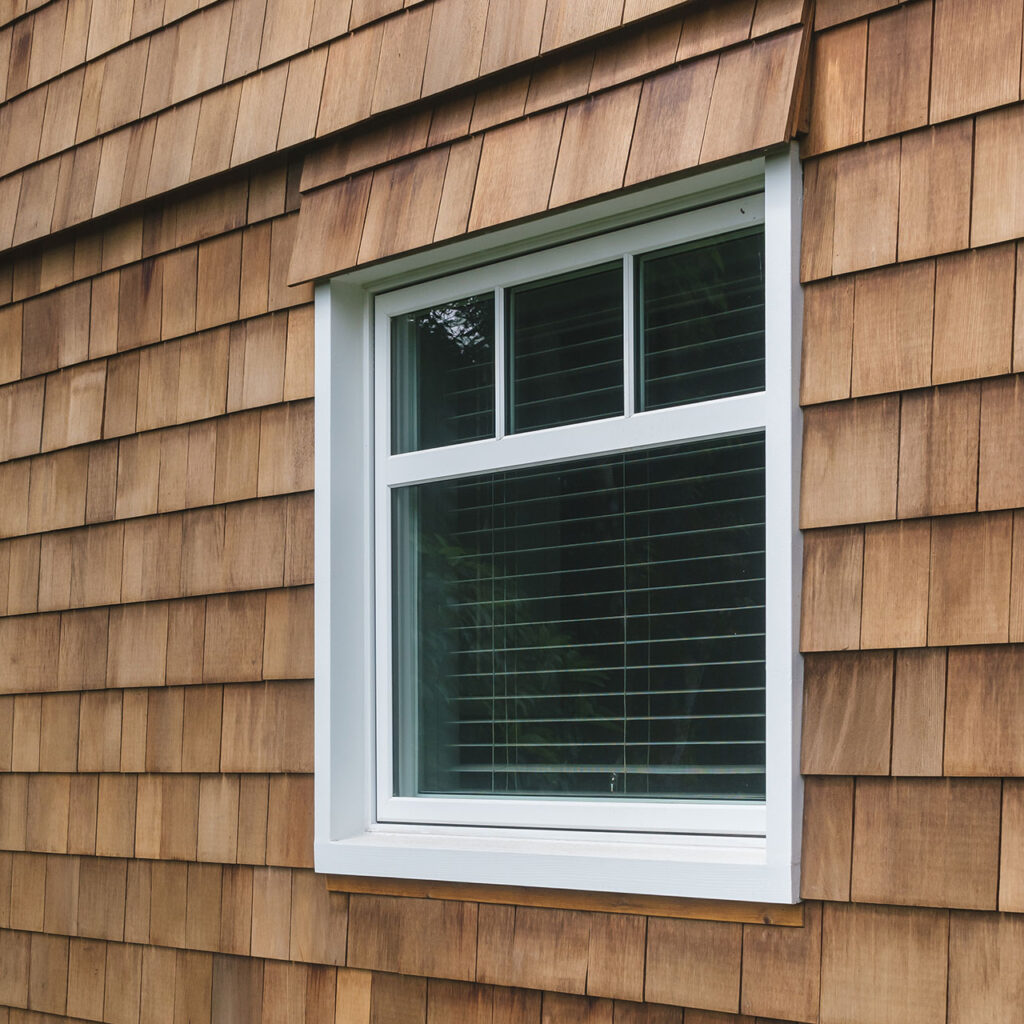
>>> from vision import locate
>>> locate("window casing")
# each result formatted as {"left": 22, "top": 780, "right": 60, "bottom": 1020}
{"left": 314, "top": 152, "right": 802, "bottom": 902}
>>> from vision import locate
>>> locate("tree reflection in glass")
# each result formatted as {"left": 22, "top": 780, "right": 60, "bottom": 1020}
{"left": 391, "top": 292, "right": 495, "bottom": 454}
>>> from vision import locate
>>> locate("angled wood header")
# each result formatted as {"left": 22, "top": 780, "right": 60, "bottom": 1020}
{"left": 288, "top": 0, "right": 810, "bottom": 283}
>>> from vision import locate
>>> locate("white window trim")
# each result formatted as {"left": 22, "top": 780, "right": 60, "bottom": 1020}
{"left": 314, "top": 149, "right": 803, "bottom": 902}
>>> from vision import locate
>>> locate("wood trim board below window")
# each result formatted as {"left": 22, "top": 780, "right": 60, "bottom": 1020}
{"left": 325, "top": 876, "right": 805, "bottom": 926}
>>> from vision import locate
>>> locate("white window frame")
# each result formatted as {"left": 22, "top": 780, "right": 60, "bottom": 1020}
{"left": 314, "top": 149, "right": 803, "bottom": 902}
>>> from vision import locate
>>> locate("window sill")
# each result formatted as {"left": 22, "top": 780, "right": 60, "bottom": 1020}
{"left": 314, "top": 832, "right": 798, "bottom": 905}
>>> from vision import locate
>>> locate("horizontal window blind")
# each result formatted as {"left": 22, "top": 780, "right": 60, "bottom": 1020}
{"left": 638, "top": 227, "right": 765, "bottom": 411}
{"left": 507, "top": 263, "right": 623, "bottom": 433}
{"left": 392, "top": 431, "right": 766, "bottom": 801}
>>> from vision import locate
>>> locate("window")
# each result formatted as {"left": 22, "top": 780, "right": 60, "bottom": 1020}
{"left": 315, "top": 152, "right": 802, "bottom": 902}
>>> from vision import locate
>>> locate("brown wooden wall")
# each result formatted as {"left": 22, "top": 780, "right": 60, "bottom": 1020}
{"left": 0, "top": 0, "right": 1021, "bottom": 1021}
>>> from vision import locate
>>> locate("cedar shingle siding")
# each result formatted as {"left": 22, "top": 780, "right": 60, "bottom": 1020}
{"left": 0, "top": 0, "right": 1019, "bottom": 1020}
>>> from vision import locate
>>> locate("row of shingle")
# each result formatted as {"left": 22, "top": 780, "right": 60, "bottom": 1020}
{"left": 1, "top": 161, "right": 298, "bottom": 308}
{"left": 802, "top": 108, "right": 1024, "bottom": 280}
{"left": 0, "top": 585, "right": 311, "bottom": 692}
{"left": 0, "top": 0, "right": 345, "bottom": 104}
{"left": 805, "top": 0, "right": 1024, "bottom": 153}
{"left": 0, "top": 0, "right": 395, "bottom": 151}
{"left": 299, "top": 0, "right": 803, "bottom": 194}
{"left": 0, "top": 678, "right": 312, "bottom": 772}
{"left": 0, "top": 931, "right": 344, "bottom": 1023}
{"left": 289, "top": 25, "right": 804, "bottom": 282}
{"left": 804, "top": 650, "right": 936, "bottom": 775}
{"left": 0, "top": 894, "right": 777, "bottom": 1019}
{"left": 0, "top": 772, "right": 312, "bottom": 866}
{"left": 0, "top": 307, "right": 311, "bottom": 464}
{"left": 0, "top": 0, "right": 726, "bottom": 113}
{"left": 0, "top": 0, "right": 459, "bottom": 67}
{"left": 802, "top": 377, "right": 1024, "bottom": 527}
{"left": 0, "top": 492, "right": 312, "bottom": 617}
{"left": 0, "top": 939, "right": 693, "bottom": 1024}
{"left": 12, "top": 641, "right": 1024, "bottom": 780}
{"left": 0, "top": 857, "right": 343, "bottom": 964}
{"left": 802, "top": 648, "right": 1013, "bottom": 777}
{"left": 0, "top": 219, "right": 311, "bottom": 388}
{"left": 801, "top": 511, "right": 1024, "bottom": 650}
{"left": 4, "top": 894, "right": 1024, "bottom": 1023}
{"left": 803, "top": 776, "right": 1024, "bottom": 915}
{"left": 0, "top": 399, "right": 312, "bottom": 539}
{"left": 801, "top": 243, "right": 1024, "bottom": 405}
{"left": 1, "top": 892, "right": 1002, "bottom": 1024}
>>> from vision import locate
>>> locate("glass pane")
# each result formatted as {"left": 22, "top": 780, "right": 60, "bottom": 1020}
{"left": 507, "top": 263, "right": 623, "bottom": 433}
{"left": 637, "top": 228, "right": 765, "bottom": 411}
{"left": 392, "top": 433, "right": 766, "bottom": 801}
{"left": 391, "top": 293, "right": 495, "bottom": 454}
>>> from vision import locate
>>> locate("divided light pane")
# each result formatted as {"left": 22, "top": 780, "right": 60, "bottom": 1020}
{"left": 391, "top": 292, "right": 495, "bottom": 454}
{"left": 506, "top": 263, "right": 624, "bottom": 433}
{"left": 391, "top": 432, "right": 767, "bottom": 802}
{"left": 637, "top": 227, "right": 765, "bottom": 411}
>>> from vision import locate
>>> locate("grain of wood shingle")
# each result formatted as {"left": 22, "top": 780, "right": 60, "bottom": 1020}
{"left": 931, "top": 0, "right": 1021, "bottom": 123}
{"left": 972, "top": 105, "right": 1024, "bottom": 247}
{"left": 802, "top": 651, "right": 893, "bottom": 774}
{"left": 800, "top": 395, "right": 899, "bottom": 527}
{"left": 800, "top": 775, "right": 853, "bottom": 901}
{"left": 741, "top": 899, "right": 822, "bottom": 1022}
{"left": 820, "top": 902, "right": 948, "bottom": 1024}
{"left": 928, "top": 512, "right": 1013, "bottom": 646}
{"left": 897, "top": 382, "right": 980, "bottom": 518}
{"left": 852, "top": 777, "right": 1001, "bottom": 909}
{"left": 804, "top": 20, "right": 866, "bottom": 155}
{"left": 891, "top": 648, "right": 946, "bottom": 776}
{"left": 644, "top": 917, "right": 742, "bottom": 1012}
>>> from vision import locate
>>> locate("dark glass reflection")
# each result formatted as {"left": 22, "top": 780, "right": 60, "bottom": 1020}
{"left": 507, "top": 264, "right": 623, "bottom": 433}
{"left": 638, "top": 229, "right": 765, "bottom": 411}
{"left": 391, "top": 293, "right": 495, "bottom": 454}
{"left": 392, "top": 433, "right": 766, "bottom": 801}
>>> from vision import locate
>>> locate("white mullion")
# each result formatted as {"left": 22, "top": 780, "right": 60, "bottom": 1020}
{"left": 384, "top": 391, "right": 767, "bottom": 487}
{"left": 494, "top": 286, "right": 506, "bottom": 440}
{"left": 623, "top": 255, "right": 635, "bottom": 418}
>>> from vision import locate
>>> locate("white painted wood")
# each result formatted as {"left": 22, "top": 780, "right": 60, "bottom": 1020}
{"left": 382, "top": 392, "right": 767, "bottom": 486}
{"left": 315, "top": 280, "right": 377, "bottom": 842}
{"left": 763, "top": 145, "right": 804, "bottom": 887}
{"left": 623, "top": 254, "right": 636, "bottom": 417}
{"left": 312, "top": 832, "right": 794, "bottom": 903}
{"left": 378, "top": 794, "right": 767, "bottom": 834}
{"left": 494, "top": 286, "right": 506, "bottom": 440}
